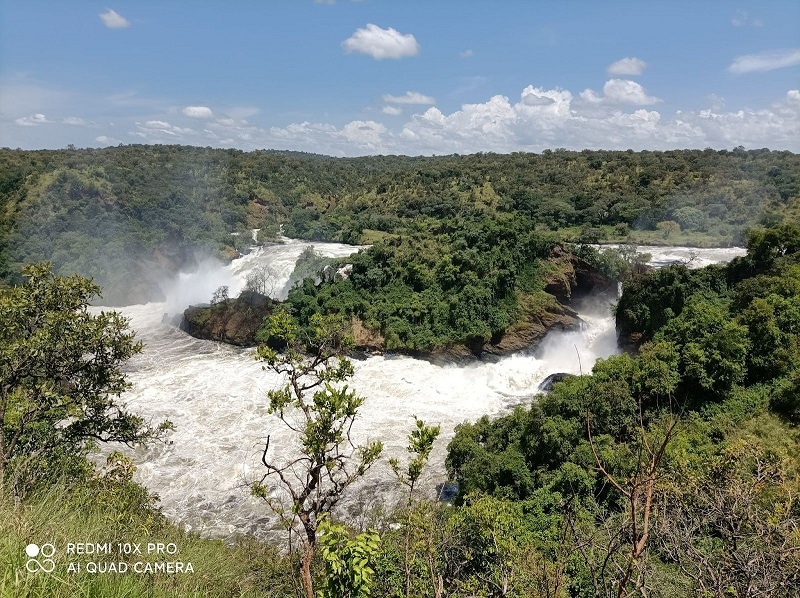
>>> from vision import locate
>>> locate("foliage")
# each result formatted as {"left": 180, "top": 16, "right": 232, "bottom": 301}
{"left": 287, "top": 215, "right": 559, "bottom": 352}
{"left": 389, "top": 417, "right": 441, "bottom": 500}
{"left": 444, "top": 223, "right": 800, "bottom": 595}
{"left": 317, "top": 516, "right": 381, "bottom": 598}
{"left": 252, "top": 311, "right": 382, "bottom": 598}
{"left": 2, "top": 146, "right": 797, "bottom": 306}
{"left": 389, "top": 417, "right": 440, "bottom": 598}
{"left": 0, "top": 263, "right": 171, "bottom": 495}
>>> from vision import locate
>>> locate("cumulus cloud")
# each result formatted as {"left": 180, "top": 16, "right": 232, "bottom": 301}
{"left": 98, "top": 83, "right": 797, "bottom": 155}
{"left": 14, "top": 81, "right": 792, "bottom": 157}
{"left": 341, "top": 120, "right": 387, "bottom": 149}
{"left": 183, "top": 105, "right": 214, "bottom": 119}
{"left": 99, "top": 9, "right": 130, "bottom": 29}
{"left": 580, "top": 79, "right": 660, "bottom": 105}
{"left": 520, "top": 87, "right": 557, "bottom": 107}
{"left": 342, "top": 24, "right": 420, "bottom": 60}
{"left": 460, "top": 49, "right": 474, "bottom": 58}
{"left": 392, "top": 87, "right": 796, "bottom": 154}
{"left": 382, "top": 91, "right": 435, "bottom": 105}
{"left": 608, "top": 57, "right": 647, "bottom": 76}
{"left": 729, "top": 49, "right": 800, "bottom": 74}
{"left": 15, "top": 113, "right": 51, "bottom": 126}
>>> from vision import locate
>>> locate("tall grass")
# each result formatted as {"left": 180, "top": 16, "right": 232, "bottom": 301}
{"left": 0, "top": 482, "right": 297, "bottom": 598}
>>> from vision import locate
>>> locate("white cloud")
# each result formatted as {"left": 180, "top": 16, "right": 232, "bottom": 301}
{"left": 382, "top": 91, "right": 435, "bottom": 105}
{"left": 608, "top": 57, "right": 647, "bottom": 76}
{"left": 226, "top": 106, "right": 260, "bottom": 119}
{"left": 342, "top": 24, "right": 420, "bottom": 60}
{"left": 99, "top": 9, "right": 130, "bottom": 29}
{"left": 706, "top": 94, "right": 726, "bottom": 112}
{"left": 603, "top": 79, "right": 660, "bottom": 105}
{"left": 580, "top": 79, "right": 660, "bottom": 105}
{"left": 15, "top": 113, "right": 51, "bottom": 126}
{"left": 182, "top": 106, "right": 214, "bottom": 119}
{"left": 340, "top": 120, "right": 388, "bottom": 150}
{"left": 4, "top": 77, "right": 797, "bottom": 156}
{"left": 91, "top": 85, "right": 799, "bottom": 155}
{"left": 459, "top": 49, "right": 474, "bottom": 58}
{"left": 133, "top": 120, "right": 196, "bottom": 141}
{"left": 729, "top": 49, "right": 800, "bottom": 74}
{"left": 96, "top": 135, "right": 121, "bottom": 145}
{"left": 520, "top": 88, "right": 557, "bottom": 107}
{"left": 142, "top": 120, "right": 172, "bottom": 130}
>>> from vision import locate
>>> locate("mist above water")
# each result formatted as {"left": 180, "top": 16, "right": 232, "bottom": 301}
{"left": 106, "top": 241, "right": 744, "bottom": 540}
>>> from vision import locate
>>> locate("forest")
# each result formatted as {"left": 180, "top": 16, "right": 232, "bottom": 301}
{"left": 1, "top": 145, "right": 799, "bottom": 596}
{"left": 2, "top": 144, "right": 799, "bottom": 353}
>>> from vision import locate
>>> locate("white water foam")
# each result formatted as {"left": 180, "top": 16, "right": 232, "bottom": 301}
{"left": 105, "top": 242, "right": 741, "bottom": 539}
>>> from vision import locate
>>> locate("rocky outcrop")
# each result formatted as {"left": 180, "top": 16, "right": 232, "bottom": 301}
{"left": 350, "top": 317, "right": 386, "bottom": 351}
{"left": 180, "top": 290, "right": 275, "bottom": 346}
{"left": 347, "top": 295, "right": 582, "bottom": 364}
{"left": 538, "top": 372, "right": 576, "bottom": 392}
{"left": 179, "top": 249, "right": 612, "bottom": 361}
{"left": 544, "top": 246, "right": 617, "bottom": 304}
{"left": 480, "top": 302, "right": 581, "bottom": 358}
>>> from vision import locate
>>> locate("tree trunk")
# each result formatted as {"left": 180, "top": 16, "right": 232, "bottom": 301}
{"left": 300, "top": 539, "right": 315, "bottom": 598}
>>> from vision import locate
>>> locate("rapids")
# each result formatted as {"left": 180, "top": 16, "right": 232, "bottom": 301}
{"left": 106, "top": 240, "right": 746, "bottom": 539}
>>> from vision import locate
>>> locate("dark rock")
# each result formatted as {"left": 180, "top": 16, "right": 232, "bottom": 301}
{"left": 538, "top": 372, "right": 576, "bottom": 392}
{"left": 180, "top": 290, "right": 275, "bottom": 346}
{"left": 544, "top": 246, "right": 617, "bottom": 304}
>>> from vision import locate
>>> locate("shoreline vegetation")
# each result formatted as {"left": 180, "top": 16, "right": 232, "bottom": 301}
{"left": 2, "top": 145, "right": 799, "bottom": 596}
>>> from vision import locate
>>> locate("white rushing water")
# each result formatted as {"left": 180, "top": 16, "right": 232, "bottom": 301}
{"left": 106, "top": 241, "right": 746, "bottom": 540}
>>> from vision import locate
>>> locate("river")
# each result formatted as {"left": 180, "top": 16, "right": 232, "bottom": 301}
{"left": 106, "top": 241, "right": 746, "bottom": 539}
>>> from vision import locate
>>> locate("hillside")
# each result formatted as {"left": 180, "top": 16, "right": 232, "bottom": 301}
{"left": 1, "top": 146, "right": 798, "bottom": 305}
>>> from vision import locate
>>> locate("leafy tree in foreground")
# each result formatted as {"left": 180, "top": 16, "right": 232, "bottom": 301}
{"left": 317, "top": 515, "right": 381, "bottom": 598}
{"left": 252, "top": 310, "right": 383, "bottom": 598}
{"left": 0, "top": 262, "right": 171, "bottom": 494}
{"left": 389, "top": 416, "right": 441, "bottom": 598}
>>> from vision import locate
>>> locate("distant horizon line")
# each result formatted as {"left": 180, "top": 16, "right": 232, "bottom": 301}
{"left": 2, "top": 143, "right": 796, "bottom": 158}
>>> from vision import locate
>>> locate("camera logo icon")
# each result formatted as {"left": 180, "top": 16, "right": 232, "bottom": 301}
{"left": 25, "top": 543, "right": 56, "bottom": 573}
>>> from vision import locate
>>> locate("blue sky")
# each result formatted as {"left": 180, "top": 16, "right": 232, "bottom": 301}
{"left": 1, "top": 1, "right": 798, "bottom": 155}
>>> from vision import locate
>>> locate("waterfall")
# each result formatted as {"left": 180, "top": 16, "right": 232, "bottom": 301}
{"left": 105, "top": 242, "right": 745, "bottom": 540}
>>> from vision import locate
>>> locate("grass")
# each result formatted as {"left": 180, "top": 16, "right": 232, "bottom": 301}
{"left": 0, "top": 483, "right": 297, "bottom": 598}
{"left": 553, "top": 225, "right": 742, "bottom": 248}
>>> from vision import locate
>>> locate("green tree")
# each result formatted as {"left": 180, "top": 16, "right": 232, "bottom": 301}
{"left": 656, "top": 220, "right": 680, "bottom": 239}
{"left": 389, "top": 417, "right": 440, "bottom": 598}
{"left": 0, "top": 263, "right": 170, "bottom": 494}
{"left": 252, "top": 311, "right": 383, "bottom": 598}
{"left": 317, "top": 515, "right": 381, "bottom": 598}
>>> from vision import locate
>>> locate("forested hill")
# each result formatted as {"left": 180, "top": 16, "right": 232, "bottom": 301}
{"left": 0, "top": 145, "right": 798, "bottom": 304}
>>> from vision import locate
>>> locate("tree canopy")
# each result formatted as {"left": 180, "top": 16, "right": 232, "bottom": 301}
{"left": 0, "top": 263, "right": 170, "bottom": 494}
